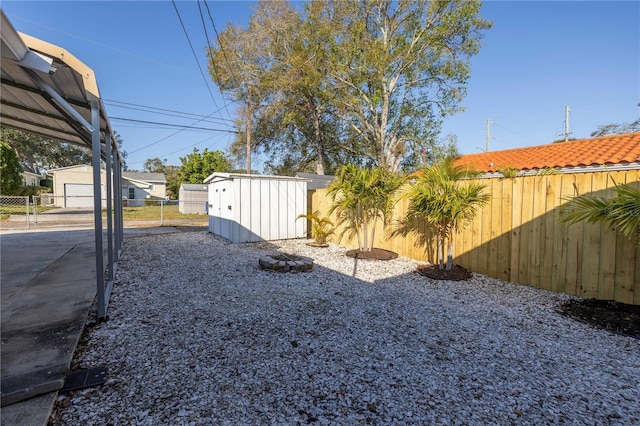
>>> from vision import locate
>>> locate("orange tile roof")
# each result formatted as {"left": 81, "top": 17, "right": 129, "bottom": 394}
{"left": 454, "top": 132, "right": 640, "bottom": 173}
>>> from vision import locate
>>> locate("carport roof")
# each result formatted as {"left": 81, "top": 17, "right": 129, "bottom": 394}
{"left": 0, "top": 9, "right": 120, "bottom": 162}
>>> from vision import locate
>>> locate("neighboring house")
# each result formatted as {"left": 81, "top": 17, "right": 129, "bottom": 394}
{"left": 122, "top": 171, "right": 167, "bottom": 207}
{"left": 453, "top": 132, "right": 640, "bottom": 176}
{"left": 295, "top": 173, "right": 335, "bottom": 190}
{"left": 48, "top": 165, "right": 166, "bottom": 207}
{"left": 21, "top": 171, "right": 44, "bottom": 187}
{"left": 178, "top": 184, "right": 208, "bottom": 215}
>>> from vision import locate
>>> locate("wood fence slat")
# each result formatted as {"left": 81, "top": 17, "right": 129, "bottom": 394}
{"left": 552, "top": 175, "right": 573, "bottom": 294}
{"left": 564, "top": 174, "right": 583, "bottom": 296}
{"left": 528, "top": 177, "right": 545, "bottom": 288}
{"left": 540, "top": 176, "right": 556, "bottom": 291}
{"left": 519, "top": 177, "right": 535, "bottom": 286}
{"left": 596, "top": 172, "right": 617, "bottom": 300}
{"left": 498, "top": 179, "right": 512, "bottom": 280}
{"left": 580, "top": 173, "right": 601, "bottom": 299}
{"left": 488, "top": 179, "right": 501, "bottom": 277}
{"left": 479, "top": 196, "right": 492, "bottom": 276}
{"left": 510, "top": 177, "right": 524, "bottom": 283}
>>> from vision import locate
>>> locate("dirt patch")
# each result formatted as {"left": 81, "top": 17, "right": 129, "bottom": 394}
{"left": 559, "top": 299, "right": 640, "bottom": 339}
{"left": 416, "top": 264, "right": 472, "bottom": 281}
{"left": 345, "top": 248, "right": 398, "bottom": 260}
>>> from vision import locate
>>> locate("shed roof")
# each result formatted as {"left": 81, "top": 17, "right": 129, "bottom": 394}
{"left": 180, "top": 184, "right": 208, "bottom": 191}
{"left": 454, "top": 132, "right": 640, "bottom": 173}
{"left": 204, "top": 172, "right": 310, "bottom": 184}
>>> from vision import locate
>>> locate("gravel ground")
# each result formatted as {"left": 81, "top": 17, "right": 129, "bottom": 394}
{"left": 51, "top": 230, "right": 640, "bottom": 425}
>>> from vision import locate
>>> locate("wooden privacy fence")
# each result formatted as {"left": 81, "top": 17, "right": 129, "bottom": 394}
{"left": 311, "top": 169, "right": 639, "bottom": 305}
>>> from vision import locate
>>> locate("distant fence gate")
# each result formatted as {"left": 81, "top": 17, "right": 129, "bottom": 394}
{"left": 311, "top": 169, "right": 640, "bottom": 305}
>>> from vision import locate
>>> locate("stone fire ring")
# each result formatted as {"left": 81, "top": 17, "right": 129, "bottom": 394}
{"left": 259, "top": 254, "right": 313, "bottom": 272}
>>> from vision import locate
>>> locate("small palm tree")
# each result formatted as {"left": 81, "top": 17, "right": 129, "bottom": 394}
{"left": 561, "top": 180, "right": 640, "bottom": 245}
{"left": 328, "top": 164, "right": 405, "bottom": 252}
{"left": 297, "top": 210, "right": 334, "bottom": 246}
{"left": 404, "top": 158, "right": 489, "bottom": 270}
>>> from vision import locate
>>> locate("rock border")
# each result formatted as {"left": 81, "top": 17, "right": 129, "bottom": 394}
{"left": 258, "top": 254, "right": 313, "bottom": 272}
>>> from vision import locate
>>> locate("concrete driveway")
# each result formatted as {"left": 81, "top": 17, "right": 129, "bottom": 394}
{"left": 0, "top": 225, "right": 182, "bottom": 425}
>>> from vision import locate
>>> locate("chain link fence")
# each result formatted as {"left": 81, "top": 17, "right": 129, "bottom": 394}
{"left": 0, "top": 196, "right": 31, "bottom": 229}
{"left": 0, "top": 196, "right": 209, "bottom": 230}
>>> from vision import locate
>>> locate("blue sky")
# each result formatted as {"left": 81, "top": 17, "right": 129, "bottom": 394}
{"left": 2, "top": 1, "right": 638, "bottom": 172}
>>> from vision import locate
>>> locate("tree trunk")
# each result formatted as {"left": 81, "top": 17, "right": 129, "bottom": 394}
{"left": 369, "top": 221, "right": 376, "bottom": 251}
{"left": 437, "top": 233, "right": 444, "bottom": 270}
{"left": 245, "top": 98, "right": 252, "bottom": 174}
{"left": 312, "top": 104, "right": 326, "bottom": 175}
{"left": 361, "top": 215, "right": 369, "bottom": 252}
{"left": 446, "top": 234, "right": 454, "bottom": 271}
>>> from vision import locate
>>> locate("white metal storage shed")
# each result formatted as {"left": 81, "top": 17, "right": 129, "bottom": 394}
{"left": 179, "top": 184, "right": 208, "bottom": 214}
{"left": 204, "top": 173, "right": 309, "bottom": 243}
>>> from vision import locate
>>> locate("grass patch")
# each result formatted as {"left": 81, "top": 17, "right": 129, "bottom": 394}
{"left": 111, "top": 204, "right": 207, "bottom": 221}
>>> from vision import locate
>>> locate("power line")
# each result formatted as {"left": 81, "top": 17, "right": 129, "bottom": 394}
{"left": 171, "top": 0, "right": 222, "bottom": 115}
{"left": 126, "top": 133, "right": 229, "bottom": 166}
{"left": 111, "top": 117, "right": 237, "bottom": 134}
{"left": 103, "top": 99, "right": 235, "bottom": 125}
{"left": 123, "top": 113, "right": 237, "bottom": 155}
{"left": 197, "top": 0, "right": 234, "bottom": 122}
{"left": 203, "top": 0, "right": 242, "bottom": 90}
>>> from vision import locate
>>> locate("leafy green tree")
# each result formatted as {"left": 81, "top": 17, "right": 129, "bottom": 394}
{"left": 561, "top": 180, "right": 640, "bottom": 245}
{"left": 0, "top": 128, "right": 128, "bottom": 171}
{"left": 0, "top": 142, "right": 23, "bottom": 195}
{"left": 177, "top": 148, "right": 232, "bottom": 184}
{"left": 328, "top": 164, "right": 405, "bottom": 252}
{"left": 0, "top": 128, "right": 90, "bottom": 172}
{"left": 310, "top": 0, "right": 491, "bottom": 172}
{"left": 403, "top": 158, "right": 489, "bottom": 270}
{"left": 208, "top": 0, "right": 486, "bottom": 174}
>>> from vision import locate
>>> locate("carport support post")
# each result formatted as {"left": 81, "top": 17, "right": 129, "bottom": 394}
{"left": 90, "top": 100, "right": 106, "bottom": 320}
{"left": 115, "top": 155, "right": 123, "bottom": 257}
{"left": 113, "top": 150, "right": 122, "bottom": 261}
{"left": 105, "top": 133, "right": 114, "bottom": 283}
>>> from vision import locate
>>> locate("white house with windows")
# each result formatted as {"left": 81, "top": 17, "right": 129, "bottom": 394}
{"left": 47, "top": 165, "right": 166, "bottom": 207}
{"left": 122, "top": 171, "right": 167, "bottom": 206}
{"left": 20, "top": 171, "right": 45, "bottom": 187}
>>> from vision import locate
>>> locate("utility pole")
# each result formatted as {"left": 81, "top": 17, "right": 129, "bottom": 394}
{"left": 486, "top": 118, "right": 496, "bottom": 152}
{"left": 559, "top": 105, "right": 573, "bottom": 142}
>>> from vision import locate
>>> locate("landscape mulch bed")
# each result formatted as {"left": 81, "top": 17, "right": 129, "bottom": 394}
{"left": 559, "top": 299, "right": 640, "bottom": 339}
{"left": 345, "top": 248, "right": 398, "bottom": 260}
{"left": 415, "top": 264, "right": 473, "bottom": 281}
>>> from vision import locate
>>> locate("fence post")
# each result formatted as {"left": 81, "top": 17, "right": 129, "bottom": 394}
{"left": 25, "top": 196, "right": 30, "bottom": 230}
{"left": 32, "top": 195, "right": 38, "bottom": 227}
{"left": 160, "top": 199, "right": 164, "bottom": 226}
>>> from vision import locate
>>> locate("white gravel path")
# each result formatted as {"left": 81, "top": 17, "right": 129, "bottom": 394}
{"left": 52, "top": 230, "right": 640, "bottom": 425}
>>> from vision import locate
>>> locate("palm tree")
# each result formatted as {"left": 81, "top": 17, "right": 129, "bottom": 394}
{"left": 561, "top": 180, "right": 640, "bottom": 245}
{"left": 404, "top": 158, "right": 489, "bottom": 270}
{"left": 297, "top": 210, "right": 334, "bottom": 246}
{"left": 328, "top": 164, "right": 405, "bottom": 252}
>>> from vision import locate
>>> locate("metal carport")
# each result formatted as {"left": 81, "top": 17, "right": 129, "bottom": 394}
{"left": 1, "top": 9, "right": 122, "bottom": 320}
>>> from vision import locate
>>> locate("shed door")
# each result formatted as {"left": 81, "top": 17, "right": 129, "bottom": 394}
{"left": 64, "top": 183, "right": 94, "bottom": 207}
{"left": 212, "top": 180, "right": 233, "bottom": 241}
